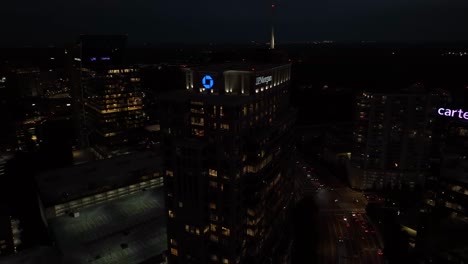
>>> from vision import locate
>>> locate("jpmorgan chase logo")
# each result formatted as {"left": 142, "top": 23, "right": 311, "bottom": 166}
{"left": 202, "top": 75, "right": 214, "bottom": 89}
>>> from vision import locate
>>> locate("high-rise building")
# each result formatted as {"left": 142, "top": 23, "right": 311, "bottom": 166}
{"left": 67, "top": 35, "right": 146, "bottom": 158}
{"left": 83, "top": 66, "right": 145, "bottom": 158}
{"left": 0, "top": 205, "right": 22, "bottom": 256}
{"left": 423, "top": 116, "right": 468, "bottom": 221}
{"left": 418, "top": 110, "right": 468, "bottom": 264}
{"left": 160, "top": 63, "right": 296, "bottom": 264}
{"left": 0, "top": 72, "right": 16, "bottom": 152}
{"left": 348, "top": 87, "right": 448, "bottom": 190}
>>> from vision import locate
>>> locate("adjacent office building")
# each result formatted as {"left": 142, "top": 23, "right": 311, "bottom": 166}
{"left": 0, "top": 206, "right": 22, "bottom": 256}
{"left": 417, "top": 114, "right": 468, "bottom": 263}
{"left": 424, "top": 117, "right": 468, "bottom": 220}
{"left": 83, "top": 66, "right": 145, "bottom": 158}
{"left": 67, "top": 35, "right": 147, "bottom": 158}
{"left": 348, "top": 87, "right": 448, "bottom": 190}
{"left": 160, "top": 63, "right": 296, "bottom": 264}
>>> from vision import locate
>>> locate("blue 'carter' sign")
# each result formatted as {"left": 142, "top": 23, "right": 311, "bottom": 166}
{"left": 202, "top": 75, "right": 214, "bottom": 89}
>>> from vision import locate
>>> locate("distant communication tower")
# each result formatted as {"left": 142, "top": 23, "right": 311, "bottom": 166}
{"left": 270, "top": 1, "right": 276, "bottom": 49}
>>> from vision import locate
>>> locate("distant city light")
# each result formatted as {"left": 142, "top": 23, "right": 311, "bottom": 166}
{"left": 101, "top": 57, "right": 110, "bottom": 61}
{"left": 66, "top": 103, "right": 71, "bottom": 106}
{"left": 90, "top": 57, "right": 97, "bottom": 61}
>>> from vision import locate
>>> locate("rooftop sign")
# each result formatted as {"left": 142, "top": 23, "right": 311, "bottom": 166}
{"left": 256, "top": 75, "right": 272, "bottom": 86}
{"left": 438, "top": 108, "right": 468, "bottom": 120}
{"left": 202, "top": 75, "right": 214, "bottom": 89}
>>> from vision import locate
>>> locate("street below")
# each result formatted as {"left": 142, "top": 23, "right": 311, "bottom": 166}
{"left": 295, "top": 157, "right": 384, "bottom": 264}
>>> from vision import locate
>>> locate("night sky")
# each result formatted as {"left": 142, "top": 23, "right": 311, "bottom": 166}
{"left": 2, "top": 0, "right": 468, "bottom": 46}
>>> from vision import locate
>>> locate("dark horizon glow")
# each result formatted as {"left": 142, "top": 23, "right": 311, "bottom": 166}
{"left": 1, "top": 0, "right": 468, "bottom": 46}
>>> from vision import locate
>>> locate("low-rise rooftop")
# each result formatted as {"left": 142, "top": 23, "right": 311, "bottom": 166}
{"left": 35, "top": 151, "right": 162, "bottom": 207}
{"left": 49, "top": 187, "right": 167, "bottom": 264}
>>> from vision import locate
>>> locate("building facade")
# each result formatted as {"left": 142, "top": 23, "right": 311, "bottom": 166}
{"left": 66, "top": 35, "right": 147, "bottom": 158}
{"left": 83, "top": 66, "right": 145, "bottom": 158}
{"left": 160, "top": 63, "right": 296, "bottom": 264}
{"left": 0, "top": 206, "right": 21, "bottom": 256}
{"left": 35, "top": 151, "right": 163, "bottom": 220}
{"left": 348, "top": 88, "right": 448, "bottom": 190}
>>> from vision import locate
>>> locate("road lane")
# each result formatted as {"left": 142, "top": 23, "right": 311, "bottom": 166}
{"left": 295, "top": 156, "right": 384, "bottom": 264}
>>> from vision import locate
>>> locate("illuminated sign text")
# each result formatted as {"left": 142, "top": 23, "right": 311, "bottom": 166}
{"left": 438, "top": 108, "right": 468, "bottom": 119}
{"left": 256, "top": 76, "right": 272, "bottom": 86}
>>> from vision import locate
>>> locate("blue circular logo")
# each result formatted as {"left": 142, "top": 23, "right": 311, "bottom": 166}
{"left": 202, "top": 75, "right": 214, "bottom": 89}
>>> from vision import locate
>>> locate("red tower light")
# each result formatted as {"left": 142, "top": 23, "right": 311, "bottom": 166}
{"left": 272, "top": 4, "right": 275, "bottom": 8}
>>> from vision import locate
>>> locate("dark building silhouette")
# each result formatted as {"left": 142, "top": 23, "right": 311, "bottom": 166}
{"left": 160, "top": 62, "right": 296, "bottom": 264}
{"left": 347, "top": 86, "right": 449, "bottom": 190}
{"left": 79, "top": 35, "right": 127, "bottom": 69}
{"left": 0, "top": 72, "right": 16, "bottom": 152}
{"left": 39, "top": 119, "right": 74, "bottom": 169}
{"left": 0, "top": 205, "right": 17, "bottom": 256}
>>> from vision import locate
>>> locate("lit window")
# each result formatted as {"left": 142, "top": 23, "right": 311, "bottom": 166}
{"left": 209, "top": 181, "right": 218, "bottom": 188}
{"left": 185, "top": 225, "right": 190, "bottom": 232}
{"left": 222, "top": 227, "right": 230, "bottom": 236}
{"left": 168, "top": 210, "right": 175, "bottom": 218}
{"left": 220, "top": 106, "right": 224, "bottom": 117}
{"left": 171, "top": 248, "right": 178, "bottom": 256}
{"left": 166, "top": 170, "right": 174, "bottom": 177}
{"left": 210, "top": 224, "right": 217, "bottom": 232}
{"left": 210, "top": 203, "right": 216, "bottom": 210}
{"left": 196, "top": 228, "right": 200, "bottom": 235}
{"left": 211, "top": 255, "right": 219, "bottom": 261}
{"left": 210, "top": 234, "right": 219, "bottom": 242}
{"left": 179, "top": 202, "right": 183, "bottom": 208}
{"left": 209, "top": 169, "right": 218, "bottom": 177}
{"left": 223, "top": 259, "right": 229, "bottom": 264}
{"left": 170, "top": 239, "right": 177, "bottom": 246}
{"left": 247, "top": 209, "right": 255, "bottom": 216}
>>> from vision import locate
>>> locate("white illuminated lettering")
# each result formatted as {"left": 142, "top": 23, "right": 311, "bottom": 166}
{"left": 438, "top": 107, "right": 468, "bottom": 120}
{"left": 256, "top": 75, "right": 272, "bottom": 86}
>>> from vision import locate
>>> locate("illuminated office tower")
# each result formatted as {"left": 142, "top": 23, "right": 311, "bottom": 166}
{"left": 160, "top": 63, "right": 296, "bottom": 264}
{"left": 67, "top": 35, "right": 146, "bottom": 158}
{"left": 348, "top": 87, "right": 446, "bottom": 190}
{"left": 83, "top": 66, "right": 145, "bottom": 158}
